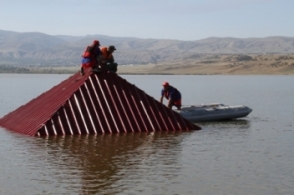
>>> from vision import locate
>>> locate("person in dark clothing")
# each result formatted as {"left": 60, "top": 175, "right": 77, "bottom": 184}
{"left": 160, "top": 81, "right": 182, "bottom": 110}
{"left": 99, "top": 45, "right": 118, "bottom": 73}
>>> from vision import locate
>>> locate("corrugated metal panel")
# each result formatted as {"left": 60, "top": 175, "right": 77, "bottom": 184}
{"left": 0, "top": 69, "right": 201, "bottom": 136}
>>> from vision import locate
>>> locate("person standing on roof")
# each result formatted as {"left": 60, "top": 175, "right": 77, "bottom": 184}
{"left": 160, "top": 82, "right": 182, "bottom": 110}
{"left": 80, "top": 40, "right": 101, "bottom": 75}
{"left": 99, "top": 45, "right": 118, "bottom": 73}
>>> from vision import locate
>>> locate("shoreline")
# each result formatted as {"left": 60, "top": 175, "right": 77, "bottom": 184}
{"left": 1, "top": 53, "right": 294, "bottom": 75}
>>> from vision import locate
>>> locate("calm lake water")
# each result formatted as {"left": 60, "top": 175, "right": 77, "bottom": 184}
{"left": 0, "top": 74, "right": 294, "bottom": 195}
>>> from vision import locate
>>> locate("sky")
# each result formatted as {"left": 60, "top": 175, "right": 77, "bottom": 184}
{"left": 0, "top": 0, "right": 293, "bottom": 41}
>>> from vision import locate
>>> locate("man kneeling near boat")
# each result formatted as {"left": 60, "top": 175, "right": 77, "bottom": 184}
{"left": 160, "top": 82, "right": 182, "bottom": 110}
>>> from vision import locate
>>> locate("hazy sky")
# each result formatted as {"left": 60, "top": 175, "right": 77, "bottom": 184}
{"left": 1, "top": 0, "right": 293, "bottom": 40}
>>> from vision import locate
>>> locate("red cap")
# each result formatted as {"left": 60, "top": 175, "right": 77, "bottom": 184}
{"left": 162, "top": 81, "right": 169, "bottom": 86}
{"left": 93, "top": 40, "right": 100, "bottom": 46}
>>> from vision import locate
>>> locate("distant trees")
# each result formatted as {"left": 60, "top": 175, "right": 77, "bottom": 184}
{"left": 0, "top": 65, "right": 30, "bottom": 73}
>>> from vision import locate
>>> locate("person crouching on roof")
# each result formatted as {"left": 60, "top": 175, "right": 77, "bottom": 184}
{"left": 160, "top": 82, "right": 182, "bottom": 110}
{"left": 80, "top": 40, "right": 101, "bottom": 75}
{"left": 98, "top": 45, "right": 118, "bottom": 73}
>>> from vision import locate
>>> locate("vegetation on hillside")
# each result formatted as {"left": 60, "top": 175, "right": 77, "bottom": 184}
{"left": 1, "top": 54, "right": 294, "bottom": 75}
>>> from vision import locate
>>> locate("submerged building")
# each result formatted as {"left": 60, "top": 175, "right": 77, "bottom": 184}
{"left": 0, "top": 70, "right": 201, "bottom": 136}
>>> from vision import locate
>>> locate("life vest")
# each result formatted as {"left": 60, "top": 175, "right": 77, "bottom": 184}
{"left": 82, "top": 46, "right": 97, "bottom": 58}
{"left": 100, "top": 47, "right": 113, "bottom": 60}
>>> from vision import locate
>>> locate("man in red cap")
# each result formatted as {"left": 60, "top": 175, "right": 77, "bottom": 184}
{"left": 160, "top": 81, "right": 182, "bottom": 110}
{"left": 80, "top": 40, "right": 102, "bottom": 75}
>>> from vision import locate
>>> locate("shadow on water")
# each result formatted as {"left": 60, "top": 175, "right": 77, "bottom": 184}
{"left": 192, "top": 119, "right": 252, "bottom": 141}
{"left": 196, "top": 119, "right": 251, "bottom": 127}
{"left": 20, "top": 131, "right": 192, "bottom": 194}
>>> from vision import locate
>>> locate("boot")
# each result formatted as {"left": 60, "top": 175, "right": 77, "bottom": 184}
{"left": 92, "top": 67, "right": 102, "bottom": 73}
{"left": 80, "top": 67, "right": 84, "bottom": 75}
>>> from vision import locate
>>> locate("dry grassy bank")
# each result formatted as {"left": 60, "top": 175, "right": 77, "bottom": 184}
{"left": 11, "top": 54, "right": 294, "bottom": 75}
{"left": 117, "top": 54, "right": 294, "bottom": 75}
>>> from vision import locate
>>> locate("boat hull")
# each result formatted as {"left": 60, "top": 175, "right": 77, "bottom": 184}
{"left": 175, "top": 103, "right": 252, "bottom": 122}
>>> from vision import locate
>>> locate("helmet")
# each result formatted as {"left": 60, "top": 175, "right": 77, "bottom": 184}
{"left": 162, "top": 81, "right": 169, "bottom": 86}
{"left": 93, "top": 40, "right": 100, "bottom": 46}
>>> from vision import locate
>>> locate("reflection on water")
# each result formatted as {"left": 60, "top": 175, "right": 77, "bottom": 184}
{"left": 17, "top": 131, "right": 187, "bottom": 194}
{"left": 1, "top": 117, "right": 293, "bottom": 195}
{"left": 198, "top": 119, "right": 251, "bottom": 128}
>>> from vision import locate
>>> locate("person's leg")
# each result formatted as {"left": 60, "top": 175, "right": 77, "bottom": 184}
{"left": 80, "top": 65, "right": 84, "bottom": 75}
{"left": 81, "top": 58, "right": 92, "bottom": 75}
{"left": 91, "top": 60, "right": 102, "bottom": 73}
{"left": 112, "top": 63, "right": 118, "bottom": 73}
{"left": 173, "top": 99, "right": 182, "bottom": 110}
{"left": 105, "top": 63, "right": 117, "bottom": 72}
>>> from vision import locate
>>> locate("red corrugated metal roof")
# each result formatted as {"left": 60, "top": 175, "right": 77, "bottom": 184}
{"left": 0, "top": 69, "right": 201, "bottom": 136}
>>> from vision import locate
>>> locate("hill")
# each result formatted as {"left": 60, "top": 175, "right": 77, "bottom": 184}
{"left": 118, "top": 53, "right": 294, "bottom": 75}
{"left": 1, "top": 29, "right": 294, "bottom": 67}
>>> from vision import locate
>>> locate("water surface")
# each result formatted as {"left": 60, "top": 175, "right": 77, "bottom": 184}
{"left": 0, "top": 74, "right": 293, "bottom": 194}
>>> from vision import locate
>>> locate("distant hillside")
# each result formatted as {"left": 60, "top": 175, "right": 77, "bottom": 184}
{"left": 0, "top": 29, "right": 294, "bottom": 66}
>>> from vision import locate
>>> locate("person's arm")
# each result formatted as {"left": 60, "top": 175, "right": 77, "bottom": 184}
{"left": 159, "top": 96, "right": 163, "bottom": 103}
{"left": 160, "top": 88, "right": 166, "bottom": 103}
